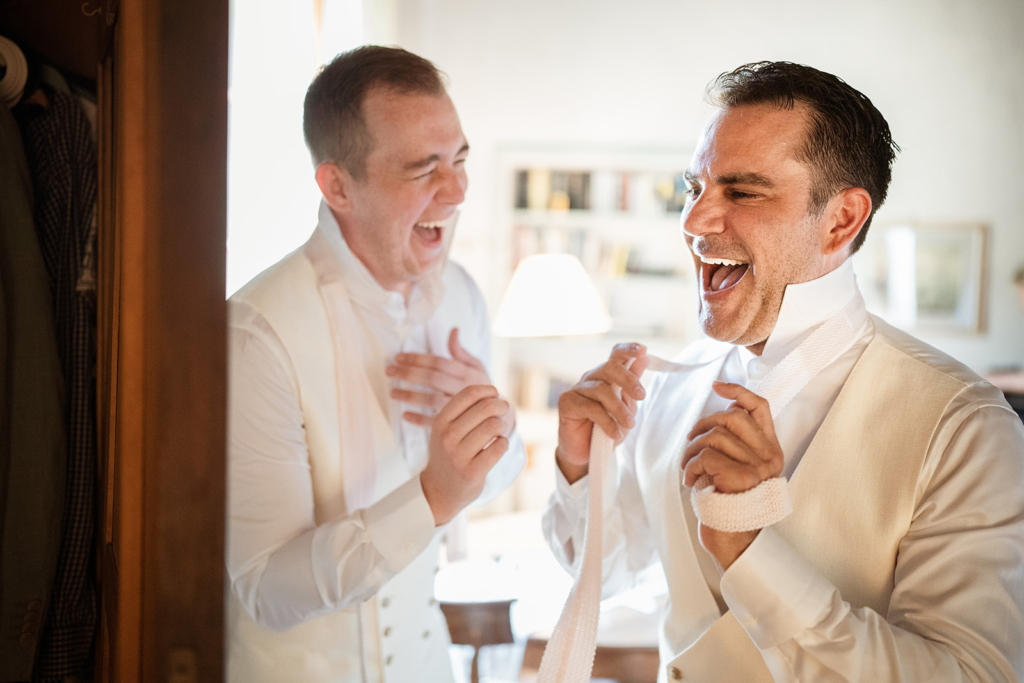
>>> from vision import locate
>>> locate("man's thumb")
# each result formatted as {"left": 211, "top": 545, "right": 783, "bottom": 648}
{"left": 448, "top": 327, "right": 474, "bottom": 363}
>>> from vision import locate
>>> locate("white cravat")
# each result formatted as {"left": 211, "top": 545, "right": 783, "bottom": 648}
{"left": 538, "top": 301, "right": 858, "bottom": 683}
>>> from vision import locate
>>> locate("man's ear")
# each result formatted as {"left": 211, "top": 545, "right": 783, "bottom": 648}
{"left": 315, "top": 162, "right": 356, "bottom": 214}
{"left": 823, "top": 187, "right": 872, "bottom": 256}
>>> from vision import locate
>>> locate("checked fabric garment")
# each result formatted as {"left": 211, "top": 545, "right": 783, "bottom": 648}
{"left": 18, "top": 86, "right": 99, "bottom": 682}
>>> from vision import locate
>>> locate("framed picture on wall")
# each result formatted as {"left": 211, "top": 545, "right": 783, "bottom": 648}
{"left": 854, "top": 222, "right": 988, "bottom": 334}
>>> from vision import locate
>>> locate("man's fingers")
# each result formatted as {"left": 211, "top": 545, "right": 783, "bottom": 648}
{"left": 558, "top": 391, "right": 625, "bottom": 442}
{"left": 688, "top": 409, "right": 775, "bottom": 460}
{"left": 436, "top": 385, "right": 500, "bottom": 424}
{"left": 608, "top": 342, "right": 648, "bottom": 367}
{"left": 469, "top": 435, "right": 509, "bottom": 479}
{"left": 597, "top": 344, "right": 649, "bottom": 400}
{"left": 683, "top": 426, "right": 757, "bottom": 468}
{"left": 712, "top": 381, "right": 777, "bottom": 439}
{"left": 387, "top": 363, "right": 464, "bottom": 395}
{"left": 392, "top": 352, "right": 465, "bottom": 377}
{"left": 683, "top": 448, "right": 763, "bottom": 492}
{"left": 391, "top": 387, "right": 446, "bottom": 412}
{"left": 460, "top": 416, "right": 509, "bottom": 458}
{"left": 443, "top": 393, "right": 509, "bottom": 445}
{"left": 448, "top": 327, "right": 484, "bottom": 369}
{"left": 401, "top": 410, "right": 433, "bottom": 427}
{"left": 573, "top": 380, "right": 636, "bottom": 435}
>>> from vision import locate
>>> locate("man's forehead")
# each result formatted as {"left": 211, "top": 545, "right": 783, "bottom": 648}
{"left": 687, "top": 103, "right": 811, "bottom": 180}
{"left": 362, "top": 89, "right": 467, "bottom": 161}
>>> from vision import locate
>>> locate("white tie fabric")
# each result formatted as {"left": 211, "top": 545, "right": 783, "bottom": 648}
{"left": 537, "top": 312, "right": 855, "bottom": 683}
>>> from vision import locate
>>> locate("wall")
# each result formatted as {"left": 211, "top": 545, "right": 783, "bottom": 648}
{"left": 394, "top": 0, "right": 1024, "bottom": 372}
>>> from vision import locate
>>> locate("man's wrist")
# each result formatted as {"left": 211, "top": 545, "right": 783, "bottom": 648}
{"left": 555, "top": 447, "right": 589, "bottom": 485}
{"left": 701, "top": 526, "right": 760, "bottom": 573}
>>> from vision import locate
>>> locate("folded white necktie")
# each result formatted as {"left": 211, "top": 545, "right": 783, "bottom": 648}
{"left": 537, "top": 312, "right": 855, "bottom": 683}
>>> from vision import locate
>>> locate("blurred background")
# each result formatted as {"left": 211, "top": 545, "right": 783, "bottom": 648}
{"left": 227, "top": 1, "right": 1024, "bottom": 677}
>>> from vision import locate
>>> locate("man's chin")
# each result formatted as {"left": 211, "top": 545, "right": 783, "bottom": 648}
{"left": 698, "top": 314, "right": 763, "bottom": 347}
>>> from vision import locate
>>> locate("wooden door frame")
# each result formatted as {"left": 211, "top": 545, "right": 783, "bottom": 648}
{"left": 97, "top": 0, "right": 228, "bottom": 680}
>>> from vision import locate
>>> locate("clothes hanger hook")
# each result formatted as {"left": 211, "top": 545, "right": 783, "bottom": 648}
{"left": 82, "top": 2, "right": 102, "bottom": 17}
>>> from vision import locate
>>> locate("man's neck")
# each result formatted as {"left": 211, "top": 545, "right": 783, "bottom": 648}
{"left": 743, "top": 258, "right": 859, "bottom": 360}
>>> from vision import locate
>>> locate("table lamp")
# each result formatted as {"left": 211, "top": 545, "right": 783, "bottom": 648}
{"left": 493, "top": 254, "right": 612, "bottom": 338}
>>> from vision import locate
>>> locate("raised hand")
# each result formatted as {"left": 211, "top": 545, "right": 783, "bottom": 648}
{"left": 681, "top": 381, "right": 784, "bottom": 570}
{"left": 420, "top": 384, "right": 510, "bottom": 526}
{"left": 555, "top": 343, "right": 649, "bottom": 484}
{"left": 387, "top": 328, "right": 514, "bottom": 436}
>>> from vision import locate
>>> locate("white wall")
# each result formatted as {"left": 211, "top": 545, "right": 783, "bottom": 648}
{"left": 393, "top": 0, "right": 1024, "bottom": 371}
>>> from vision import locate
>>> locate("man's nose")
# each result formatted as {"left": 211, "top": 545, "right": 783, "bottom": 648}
{"left": 681, "top": 192, "right": 725, "bottom": 238}
{"left": 438, "top": 166, "right": 467, "bottom": 205}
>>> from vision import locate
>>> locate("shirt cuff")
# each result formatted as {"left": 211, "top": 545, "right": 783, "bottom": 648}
{"left": 363, "top": 476, "right": 437, "bottom": 571}
{"left": 719, "top": 528, "right": 836, "bottom": 650}
{"left": 555, "top": 462, "right": 590, "bottom": 501}
{"left": 553, "top": 446, "right": 618, "bottom": 509}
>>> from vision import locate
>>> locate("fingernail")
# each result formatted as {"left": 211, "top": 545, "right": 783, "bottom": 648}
{"left": 385, "top": 366, "right": 396, "bottom": 376}
{"left": 630, "top": 343, "right": 646, "bottom": 352}
{"left": 635, "top": 386, "right": 646, "bottom": 399}
{"left": 625, "top": 415, "right": 635, "bottom": 427}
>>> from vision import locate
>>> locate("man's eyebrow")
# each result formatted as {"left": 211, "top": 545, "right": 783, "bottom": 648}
{"left": 403, "top": 144, "right": 470, "bottom": 172}
{"left": 716, "top": 171, "right": 775, "bottom": 188}
{"left": 683, "top": 170, "right": 700, "bottom": 185}
{"left": 403, "top": 154, "right": 441, "bottom": 172}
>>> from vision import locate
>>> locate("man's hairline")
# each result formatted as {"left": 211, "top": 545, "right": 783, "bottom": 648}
{"left": 319, "top": 82, "right": 453, "bottom": 179}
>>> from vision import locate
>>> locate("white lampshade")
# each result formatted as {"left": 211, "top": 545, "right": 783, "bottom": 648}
{"left": 494, "top": 254, "right": 613, "bottom": 337}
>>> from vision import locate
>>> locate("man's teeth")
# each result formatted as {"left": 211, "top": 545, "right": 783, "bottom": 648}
{"left": 416, "top": 221, "right": 444, "bottom": 229}
{"left": 699, "top": 255, "right": 745, "bottom": 266}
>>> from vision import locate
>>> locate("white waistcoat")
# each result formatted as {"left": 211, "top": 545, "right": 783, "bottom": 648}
{"left": 226, "top": 230, "right": 481, "bottom": 683}
{"left": 635, "top": 318, "right": 978, "bottom": 682}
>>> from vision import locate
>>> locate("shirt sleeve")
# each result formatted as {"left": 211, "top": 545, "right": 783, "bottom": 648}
{"left": 226, "top": 302, "right": 438, "bottom": 632}
{"left": 720, "top": 397, "right": 1024, "bottom": 682}
{"left": 541, "top": 386, "right": 661, "bottom": 599}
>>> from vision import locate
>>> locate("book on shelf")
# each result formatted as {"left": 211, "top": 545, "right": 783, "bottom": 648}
{"left": 514, "top": 166, "right": 687, "bottom": 214}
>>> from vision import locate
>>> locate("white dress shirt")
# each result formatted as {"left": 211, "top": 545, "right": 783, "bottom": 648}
{"left": 227, "top": 211, "right": 524, "bottom": 632}
{"left": 544, "top": 259, "right": 1024, "bottom": 681}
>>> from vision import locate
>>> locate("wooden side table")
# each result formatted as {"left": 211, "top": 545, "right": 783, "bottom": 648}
{"left": 439, "top": 599, "right": 517, "bottom": 683}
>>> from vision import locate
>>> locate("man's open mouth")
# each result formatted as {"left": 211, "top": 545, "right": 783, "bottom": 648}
{"left": 699, "top": 255, "right": 749, "bottom": 293}
{"left": 413, "top": 220, "right": 445, "bottom": 245}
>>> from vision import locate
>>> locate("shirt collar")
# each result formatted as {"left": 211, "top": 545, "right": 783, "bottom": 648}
{"left": 314, "top": 200, "right": 445, "bottom": 329}
{"left": 738, "top": 257, "right": 862, "bottom": 371}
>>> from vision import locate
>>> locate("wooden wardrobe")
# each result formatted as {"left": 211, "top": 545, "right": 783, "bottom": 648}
{"left": 1, "top": 0, "right": 229, "bottom": 680}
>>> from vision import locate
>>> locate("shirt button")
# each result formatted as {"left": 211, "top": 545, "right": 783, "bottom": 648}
{"left": 743, "top": 615, "right": 758, "bottom": 628}
{"left": 429, "top": 597, "right": 436, "bottom": 606}
{"left": 422, "top": 630, "right": 430, "bottom": 639}
{"left": 668, "top": 665, "right": 683, "bottom": 680}
{"left": 386, "top": 655, "right": 393, "bottom": 666}
{"left": 383, "top": 627, "right": 392, "bottom": 637}
{"left": 381, "top": 597, "right": 391, "bottom": 608}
